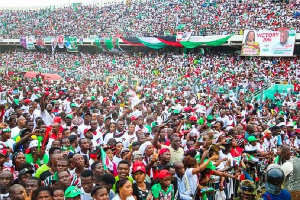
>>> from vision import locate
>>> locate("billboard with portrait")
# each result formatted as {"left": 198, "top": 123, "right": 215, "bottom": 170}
{"left": 241, "top": 29, "right": 296, "bottom": 56}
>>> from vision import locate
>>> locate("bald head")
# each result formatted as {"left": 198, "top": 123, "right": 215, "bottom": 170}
{"left": 281, "top": 145, "right": 292, "bottom": 160}
{"left": 9, "top": 184, "right": 25, "bottom": 200}
{"left": 174, "top": 161, "right": 185, "bottom": 178}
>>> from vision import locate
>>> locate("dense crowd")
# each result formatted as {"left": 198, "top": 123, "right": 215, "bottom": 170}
{"left": 0, "top": 0, "right": 299, "bottom": 38}
{"left": 0, "top": 50, "right": 299, "bottom": 200}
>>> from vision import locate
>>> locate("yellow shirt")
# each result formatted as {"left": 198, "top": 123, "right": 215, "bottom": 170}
{"left": 161, "top": 145, "right": 184, "bottom": 163}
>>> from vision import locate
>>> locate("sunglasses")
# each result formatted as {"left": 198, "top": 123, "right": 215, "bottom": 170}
{"left": 241, "top": 185, "right": 254, "bottom": 192}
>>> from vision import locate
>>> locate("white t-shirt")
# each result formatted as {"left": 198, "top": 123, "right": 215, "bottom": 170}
{"left": 112, "top": 194, "right": 135, "bottom": 200}
{"left": 185, "top": 168, "right": 198, "bottom": 194}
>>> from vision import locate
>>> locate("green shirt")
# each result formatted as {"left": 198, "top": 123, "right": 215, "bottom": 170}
{"left": 203, "top": 159, "right": 216, "bottom": 170}
{"left": 25, "top": 153, "right": 49, "bottom": 166}
{"left": 151, "top": 183, "right": 174, "bottom": 200}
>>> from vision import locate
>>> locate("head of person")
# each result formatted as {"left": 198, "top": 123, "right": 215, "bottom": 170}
{"left": 132, "top": 151, "right": 143, "bottom": 162}
{"left": 280, "top": 30, "right": 289, "bottom": 44}
{"left": 115, "top": 179, "right": 133, "bottom": 198}
{"left": 174, "top": 161, "right": 185, "bottom": 178}
{"left": 159, "top": 148, "right": 171, "bottom": 163}
{"left": 79, "top": 138, "right": 90, "bottom": 152}
{"left": 117, "top": 160, "right": 130, "bottom": 180}
{"left": 0, "top": 171, "right": 13, "bottom": 192}
{"left": 91, "top": 185, "right": 109, "bottom": 200}
{"left": 158, "top": 169, "right": 172, "bottom": 189}
{"left": 25, "top": 177, "right": 41, "bottom": 196}
{"left": 247, "top": 136, "right": 258, "bottom": 146}
{"left": 64, "top": 186, "right": 81, "bottom": 200}
{"left": 137, "top": 134, "right": 146, "bottom": 144}
{"left": 237, "top": 180, "right": 257, "bottom": 200}
{"left": 18, "top": 168, "right": 34, "bottom": 187}
{"left": 72, "top": 154, "right": 85, "bottom": 168}
{"left": 51, "top": 187, "right": 64, "bottom": 200}
{"left": 246, "top": 31, "right": 255, "bottom": 42}
{"left": 131, "top": 142, "right": 140, "bottom": 152}
{"left": 57, "top": 171, "right": 71, "bottom": 190}
{"left": 56, "top": 158, "right": 69, "bottom": 173}
{"left": 12, "top": 152, "right": 26, "bottom": 170}
{"left": 116, "top": 120, "right": 125, "bottom": 132}
{"left": 170, "top": 135, "right": 181, "bottom": 150}
{"left": 17, "top": 116, "right": 26, "bottom": 128}
{"left": 9, "top": 184, "right": 25, "bottom": 200}
{"left": 100, "top": 173, "right": 116, "bottom": 191}
{"left": 80, "top": 170, "right": 94, "bottom": 194}
{"left": 91, "top": 161, "right": 105, "bottom": 177}
{"left": 183, "top": 155, "right": 197, "bottom": 168}
{"left": 83, "top": 113, "right": 92, "bottom": 125}
{"left": 97, "top": 115, "right": 104, "bottom": 125}
{"left": 132, "top": 161, "right": 146, "bottom": 183}
{"left": 265, "top": 167, "right": 284, "bottom": 195}
{"left": 33, "top": 186, "right": 53, "bottom": 200}
{"left": 281, "top": 145, "right": 292, "bottom": 161}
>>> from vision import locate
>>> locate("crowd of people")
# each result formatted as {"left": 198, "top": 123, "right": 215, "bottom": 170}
{"left": 0, "top": 49, "right": 299, "bottom": 200}
{"left": 0, "top": 0, "right": 299, "bottom": 200}
{"left": 0, "top": 0, "right": 299, "bottom": 38}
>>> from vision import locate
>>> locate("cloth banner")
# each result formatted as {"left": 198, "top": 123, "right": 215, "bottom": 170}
{"left": 241, "top": 29, "right": 296, "bottom": 56}
{"left": 57, "top": 36, "right": 64, "bottom": 48}
{"left": 26, "top": 36, "right": 35, "bottom": 50}
{"left": 176, "top": 32, "right": 191, "bottom": 42}
{"left": 36, "top": 36, "right": 46, "bottom": 48}
{"left": 138, "top": 37, "right": 166, "bottom": 49}
{"left": 180, "top": 35, "right": 232, "bottom": 48}
{"left": 95, "top": 36, "right": 103, "bottom": 51}
{"left": 65, "top": 36, "right": 78, "bottom": 52}
{"left": 51, "top": 37, "right": 57, "bottom": 53}
{"left": 0, "top": 92, "right": 7, "bottom": 104}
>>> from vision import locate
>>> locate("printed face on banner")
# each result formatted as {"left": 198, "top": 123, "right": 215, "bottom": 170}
{"left": 241, "top": 29, "right": 296, "bottom": 56}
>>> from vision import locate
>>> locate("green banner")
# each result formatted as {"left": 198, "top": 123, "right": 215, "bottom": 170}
{"left": 65, "top": 36, "right": 78, "bottom": 52}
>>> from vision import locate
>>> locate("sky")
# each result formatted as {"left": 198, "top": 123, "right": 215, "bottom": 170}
{"left": 0, "top": 0, "right": 125, "bottom": 9}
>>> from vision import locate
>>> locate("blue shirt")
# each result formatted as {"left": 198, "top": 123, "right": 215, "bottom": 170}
{"left": 262, "top": 190, "right": 291, "bottom": 200}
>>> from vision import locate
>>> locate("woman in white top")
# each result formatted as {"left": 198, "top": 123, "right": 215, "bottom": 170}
{"left": 112, "top": 179, "right": 135, "bottom": 200}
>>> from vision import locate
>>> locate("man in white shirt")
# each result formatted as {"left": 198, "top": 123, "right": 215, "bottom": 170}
{"left": 10, "top": 116, "right": 26, "bottom": 139}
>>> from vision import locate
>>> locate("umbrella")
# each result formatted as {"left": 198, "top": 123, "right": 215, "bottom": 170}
{"left": 42, "top": 73, "right": 63, "bottom": 81}
{"left": 24, "top": 71, "right": 39, "bottom": 78}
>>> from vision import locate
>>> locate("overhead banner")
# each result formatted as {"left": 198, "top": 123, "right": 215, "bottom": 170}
{"left": 65, "top": 36, "right": 78, "bottom": 52}
{"left": 36, "top": 36, "right": 46, "bottom": 48}
{"left": 26, "top": 36, "right": 35, "bottom": 50}
{"left": 241, "top": 29, "right": 296, "bottom": 56}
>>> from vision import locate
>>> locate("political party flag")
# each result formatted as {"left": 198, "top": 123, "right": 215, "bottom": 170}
{"left": 26, "top": 36, "right": 35, "bottom": 50}
{"left": 65, "top": 36, "right": 78, "bottom": 52}
{"left": 57, "top": 35, "right": 64, "bottom": 48}
{"left": 36, "top": 36, "right": 46, "bottom": 48}
{"left": 51, "top": 37, "right": 57, "bottom": 53}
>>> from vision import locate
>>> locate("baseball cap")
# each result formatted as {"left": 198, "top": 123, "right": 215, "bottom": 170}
{"left": 54, "top": 116, "right": 62, "bottom": 123}
{"left": 18, "top": 168, "right": 34, "bottom": 178}
{"left": 207, "top": 115, "right": 213, "bottom": 121}
{"left": 132, "top": 151, "right": 143, "bottom": 158}
{"left": 189, "top": 116, "right": 197, "bottom": 121}
{"left": 133, "top": 164, "right": 146, "bottom": 174}
{"left": 131, "top": 116, "right": 137, "bottom": 121}
{"left": 70, "top": 103, "right": 77, "bottom": 107}
{"left": 121, "top": 148, "right": 130, "bottom": 155}
{"left": 66, "top": 115, "right": 73, "bottom": 119}
{"left": 65, "top": 186, "right": 81, "bottom": 198}
{"left": 91, "top": 96, "right": 96, "bottom": 100}
{"left": 247, "top": 136, "right": 258, "bottom": 143}
{"left": 158, "top": 169, "right": 171, "bottom": 179}
{"left": 104, "top": 116, "right": 112, "bottom": 122}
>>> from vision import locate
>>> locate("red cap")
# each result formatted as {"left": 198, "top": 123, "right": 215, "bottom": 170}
{"left": 45, "top": 91, "right": 50, "bottom": 96}
{"left": 158, "top": 169, "right": 171, "bottom": 179}
{"left": 292, "top": 116, "right": 298, "bottom": 121}
{"left": 296, "top": 129, "right": 300, "bottom": 133}
{"left": 132, "top": 161, "right": 146, "bottom": 173}
{"left": 189, "top": 116, "right": 197, "bottom": 121}
{"left": 24, "top": 99, "right": 31, "bottom": 104}
{"left": 236, "top": 115, "right": 242, "bottom": 118}
{"left": 0, "top": 148, "right": 8, "bottom": 157}
{"left": 58, "top": 91, "right": 64, "bottom": 95}
{"left": 131, "top": 116, "right": 137, "bottom": 121}
{"left": 54, "top": 117, "right": 62, "bottom": 123}
{"left": 45, "top": 87, "right": 49, "bottom": 91}
{"left": 159, "top": 148, "right": 170, "bottom": 156}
